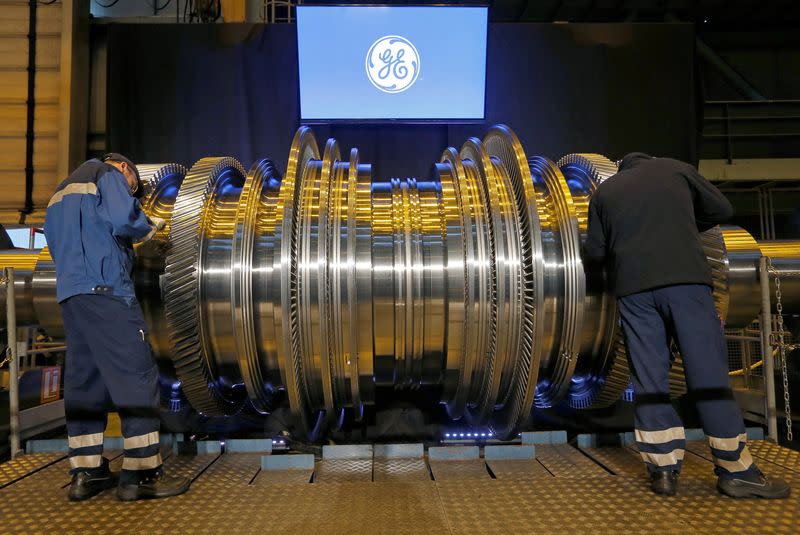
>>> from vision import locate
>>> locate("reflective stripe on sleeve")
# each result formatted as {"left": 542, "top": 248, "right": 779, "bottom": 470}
{"left": 135, "top": 224, "right": 158, "bottom": 245}
{"left": 48, "top": 183, "right": 98, "bottom": 208}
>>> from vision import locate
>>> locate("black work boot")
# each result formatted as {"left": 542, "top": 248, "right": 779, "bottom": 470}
{"left": 68, "top": 458, "right": 118, "bottom": 501}
{"left": 717, "top": 468, "right": 791, "bottom": 499}
{"left": 650, "top": 471, "right": 679, "bottom": 496}
{"left": 116, "top": 468, "right": 191, "bottom": 502}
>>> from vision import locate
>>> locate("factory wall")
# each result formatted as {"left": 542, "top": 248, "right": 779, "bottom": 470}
{"left": 0, "top": 0, "right": 89, "bottom": 225}
{"left": 0, "top": 2, "right": 61, "bottom": 224}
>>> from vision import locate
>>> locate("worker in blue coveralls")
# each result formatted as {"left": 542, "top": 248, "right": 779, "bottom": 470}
{"left": 584, "top": 153, "right": 790, "bottom": 498}
{"left": 44, "top": 153, "right": 191, "bottom": 502}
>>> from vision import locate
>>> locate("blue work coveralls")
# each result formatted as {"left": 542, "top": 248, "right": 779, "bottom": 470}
{"left": 584, "top": 154, "right": 756, "bottom": 479}
{"left": 44, "top": 159, "right": 162, "bottom": 483}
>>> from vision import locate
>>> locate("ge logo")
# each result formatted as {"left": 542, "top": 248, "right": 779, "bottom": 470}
{"left": 365, "top": 35, "right": 420, "bottom": 94}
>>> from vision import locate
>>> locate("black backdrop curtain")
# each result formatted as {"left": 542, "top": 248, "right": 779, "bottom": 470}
{"left": 107, "top": 23, "right": 695, "bottom": 179}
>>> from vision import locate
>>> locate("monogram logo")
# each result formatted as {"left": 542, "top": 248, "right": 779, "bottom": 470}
{"left": 365, "top": 35, "right": 420, "bottom": 94}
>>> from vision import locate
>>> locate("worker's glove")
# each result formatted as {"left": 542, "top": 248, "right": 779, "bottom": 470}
{"left": 135, "top": 216, "right": 167, "bottom": 246}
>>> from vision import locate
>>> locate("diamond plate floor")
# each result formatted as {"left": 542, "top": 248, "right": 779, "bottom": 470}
{"left": 436, "top": 477, "right": 694, "bottom": 534}
{"left": 373, "top": 458, "right": 431, "bottom": 482}
{"left": 0, "top": 441, "right": 796, "bottom": 534}
{"left": 314, "top": 459, "right": 373, "bottom": 483}
{"left": 582, "top": 440, "right": 800, "bottom": 535}
{"left": 0, "top": 452, "right": 65, "bottom": 488}
{"left": 486, "top": 459, "right": 553, "bottom": 480}
{"left": 535, "top": 444, "right": 609, "bottom": 478}
{"left": 748, "top": 441, "right": 800, "bottom": 473}
{"left": 429, "top": 460, "right": 491, "bottom": 481}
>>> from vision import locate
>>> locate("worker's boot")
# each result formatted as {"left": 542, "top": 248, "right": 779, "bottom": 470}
{"left": 116, "top": 467, "right": 191, "bottom": 502}
{"left": 649, "top": 471, "right": 679, "bottom": 496}
{"left": 717, "top": 468, "right": 791, "bottom": 499}
{"left": 68, "top": 457, "right": 118, "bottom": 501}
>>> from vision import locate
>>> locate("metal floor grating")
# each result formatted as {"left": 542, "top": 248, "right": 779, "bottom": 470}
{"left": 0, "top": 441, "right": 797, "bottom": 534}
{"left": 0, "top": 452, "right": 65, "bottom": 488}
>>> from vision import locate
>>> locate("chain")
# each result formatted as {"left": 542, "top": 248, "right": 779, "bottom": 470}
{"left": 767, "top": 258, "right": 793, "bottom": 442}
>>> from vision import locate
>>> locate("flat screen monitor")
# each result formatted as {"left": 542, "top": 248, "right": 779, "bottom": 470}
{"left": 296, "top": 5, "right": 488, "bottom": 121}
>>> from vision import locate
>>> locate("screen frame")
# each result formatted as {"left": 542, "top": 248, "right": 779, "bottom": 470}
{"left": 296, "top": 4, "right": 489, "bottom": 124}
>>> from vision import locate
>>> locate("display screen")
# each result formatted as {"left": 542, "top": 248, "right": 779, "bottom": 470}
{"left": 297, "top": 6, "right": 488, "bottom": 121}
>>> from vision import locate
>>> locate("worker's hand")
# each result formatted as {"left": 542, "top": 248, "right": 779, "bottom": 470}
{"left": 135, "top": 216, "right": 167, "bottom": 246}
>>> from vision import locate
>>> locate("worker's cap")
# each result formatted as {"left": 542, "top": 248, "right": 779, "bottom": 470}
{"left": 102, "top": 152, "right": 144, "bottom": 198}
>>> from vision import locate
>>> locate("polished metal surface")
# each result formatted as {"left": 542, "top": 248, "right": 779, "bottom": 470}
{"left": 3, "top": 127, "right": 799, "bottom": 439}
{"left": 556, "top": 153, "right": 619, "bottom": 409}
{"left": 481, "top": 126, "right": 541, "bottom": 434}
{"left": 135, "top": 163, "right": 188, "bottom": 362}
{"left": 719, "top": 225, "right": 763, "bottom": 327}
{"left": 164, "top": 157, "right": 248, "bottom": 415}
{"left": 30, "top": 247, "right": 63, "bottom": 339}
{"left": 529, "top": 155, "right": 585, "bottom": 408}
{"left": 233, "top": 158, "right": 283, "bottom": 413}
